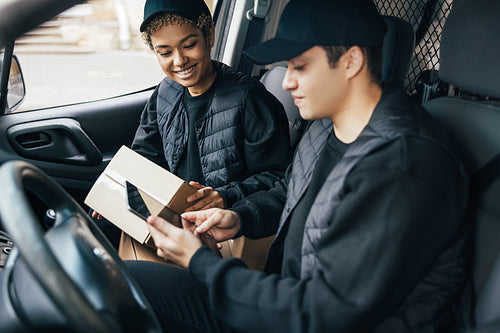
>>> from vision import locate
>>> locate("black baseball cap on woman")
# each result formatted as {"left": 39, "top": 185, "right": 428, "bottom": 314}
{"left": 244, "top": 0, "right": 386, "bottom": 65}
{"left": 140, "top": 0, "right": 211, "bottom": 32}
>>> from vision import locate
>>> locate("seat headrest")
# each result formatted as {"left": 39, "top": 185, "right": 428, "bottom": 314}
{"left": 381, "top": 16, "right": 415, "bottom": 89}
{"left": 440, "top": 0, "right": 500, "bottom": 99}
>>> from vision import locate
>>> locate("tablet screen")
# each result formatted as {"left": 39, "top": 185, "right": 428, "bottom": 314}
{"left": 125, "top": 181, "right": 151, "bottom": 221}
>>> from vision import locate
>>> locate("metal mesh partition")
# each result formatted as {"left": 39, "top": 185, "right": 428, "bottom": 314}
{"left": 373, "top": 0, "right": 453, "bottom": 95}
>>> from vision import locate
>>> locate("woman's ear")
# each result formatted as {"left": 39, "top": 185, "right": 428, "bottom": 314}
{"left": 206, "top": 27, "right": 215, "bottom": 49}
{"left": 345, "top": 46, "right": 365, "bottom": 80}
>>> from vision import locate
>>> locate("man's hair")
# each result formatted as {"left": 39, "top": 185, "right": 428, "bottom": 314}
{"left": 142, "top": 12, "right": 214, "bottom": 50}
{"left": 321, "top": 46, "right": 383, "bottom": 87}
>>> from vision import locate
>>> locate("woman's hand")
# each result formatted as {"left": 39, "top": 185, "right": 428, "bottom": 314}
{"left": 91, "top": 210, "right": 103, "bottom": 220}
{"left": 183, "top": 181, "right": 225, "bottom": 212}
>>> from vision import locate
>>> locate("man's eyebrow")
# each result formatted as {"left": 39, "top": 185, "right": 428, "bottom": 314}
{"left": 290, "top": 51, "right": 314, "bottom": 62}
{"left": 289, "top": 55, "right": 308, "bottom": 64}
{"left": 154, "top": 33, "right": 199, "bottom": 50}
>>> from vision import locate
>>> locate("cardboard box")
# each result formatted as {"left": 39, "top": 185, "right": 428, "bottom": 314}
{"left": 117, "top": 231, "right": 182, "bottom": 267}
{"left": 84, "top": 145, "right": 197, "bottom": 247}
{"left": 219, "top": 236, "right": 275, "bottom": 271}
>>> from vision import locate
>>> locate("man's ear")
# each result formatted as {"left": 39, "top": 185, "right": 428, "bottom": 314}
{"left": 345, "top": 46, "right": 365, "bottom": 80}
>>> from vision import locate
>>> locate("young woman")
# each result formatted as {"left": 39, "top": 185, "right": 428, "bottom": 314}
{"left": 132, "top": 0, "right": 291, "bottom": 211}
{"left": 93, "top": 0, "right": 291, "bottom": 249}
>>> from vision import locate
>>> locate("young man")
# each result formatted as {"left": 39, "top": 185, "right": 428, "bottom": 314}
{"left": 126, "top": 0, "right": 470, "bottom": 332}
{"left": 93, "top": 0, "right": 292, "bottom": 248}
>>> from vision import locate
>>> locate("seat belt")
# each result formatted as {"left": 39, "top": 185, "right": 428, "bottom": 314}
{"left": 238, "top": 0, "right": 271, "bottom": 74}
{"left": 238, "top": 17, "right": 265, "bottom": 74}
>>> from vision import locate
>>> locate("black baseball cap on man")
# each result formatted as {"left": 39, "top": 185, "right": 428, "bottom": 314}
{"left": 140, "top": 0, "right": 211, "bottom": 32}
{"left": 244, "top": 0, "right": 386, "bottom": 65}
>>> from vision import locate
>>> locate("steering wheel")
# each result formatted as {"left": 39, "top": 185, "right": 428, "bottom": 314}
{"left": 0, "top": 161, "right": 162, "bottom": 333}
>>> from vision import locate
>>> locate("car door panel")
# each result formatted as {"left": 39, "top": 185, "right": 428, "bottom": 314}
{"left": 7, "top": 118, "right": 103, "bottom": 165}
{"left": 0, "top": 89, "right": 152, "bottom": 204}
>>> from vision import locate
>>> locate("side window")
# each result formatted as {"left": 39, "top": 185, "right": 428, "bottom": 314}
{"left": 13, "top": 0, "right": 214, "bottom": 112}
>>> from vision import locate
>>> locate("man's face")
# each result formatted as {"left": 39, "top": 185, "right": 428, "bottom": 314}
{"left": 151, "top": 23, "right": 215, "bottom": 96}
{"left": 283, "top": 46, "right": 348, "bottom": 121}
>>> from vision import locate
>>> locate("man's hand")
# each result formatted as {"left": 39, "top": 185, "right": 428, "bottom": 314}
{"left": 181, "top": 208, "right": 241, "bottom": 243}
{"left": 147, "top": 216, "right": 203, "bottom": 268}
{"left": 184, "top": 181, "right": 225, "bottom": 212}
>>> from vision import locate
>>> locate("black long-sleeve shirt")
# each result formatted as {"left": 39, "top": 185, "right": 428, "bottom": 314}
{"left": 282, "top": 132, "right": 348, "bottom": 277}
{"left": 175, "top": 84, "right": 215, "bottom": 183}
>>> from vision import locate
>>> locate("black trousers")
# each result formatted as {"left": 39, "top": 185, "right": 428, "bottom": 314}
{"left": 125, "top": 261, "right": 233, "bottom": 333}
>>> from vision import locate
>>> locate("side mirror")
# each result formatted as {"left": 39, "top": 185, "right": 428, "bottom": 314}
{"left": 0, "top": 53, "right": 26, "bottom": 113}
{"left": 6, "top": 55, "right": 26, "bottom": 112}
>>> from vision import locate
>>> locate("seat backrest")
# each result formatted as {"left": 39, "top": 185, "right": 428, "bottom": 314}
{"left": 381, "top": 15, "right": 415, "bottom": 89}
{"left": 260, "top": 15, "right": 415, "bottom": 150}
{"left": 259, "top": 66, "right": 306, "bottom": 150}
{"left": 422, "top": 0, "right": 500, "bottom": 328}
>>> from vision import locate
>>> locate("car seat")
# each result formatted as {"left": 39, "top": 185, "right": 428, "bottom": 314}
{"left": 224, "top": 15, "right": 416, "bottom": 271}
{"left": 259, "top": 15, "right": 415, "bottom": 151}
{"left": 422, "top": 0, "right": 500, "bottom": 331}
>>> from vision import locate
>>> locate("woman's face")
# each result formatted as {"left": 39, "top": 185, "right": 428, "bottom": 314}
{"left": 151, "top": 23, "right": 216, "bottom": 96}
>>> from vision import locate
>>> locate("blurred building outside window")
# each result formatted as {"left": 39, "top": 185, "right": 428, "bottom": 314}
{"left": 14, "top": 0, "right": 215, "bottom": 112}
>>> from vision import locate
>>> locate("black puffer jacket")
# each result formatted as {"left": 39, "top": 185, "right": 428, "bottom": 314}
{"left": 132, "top": 61, "right": 292, "bottom": 207}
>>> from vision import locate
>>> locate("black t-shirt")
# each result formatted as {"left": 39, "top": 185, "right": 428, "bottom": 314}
{"left": 176, "top": 85, "right": 216, "bottom": 183}
{"left": 282, "top": 132, "right": 349, "bottom": 277}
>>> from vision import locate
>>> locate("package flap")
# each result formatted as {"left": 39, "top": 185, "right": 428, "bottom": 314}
{"left": 84, "top": 145, "right": 196, "bottom": 244}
